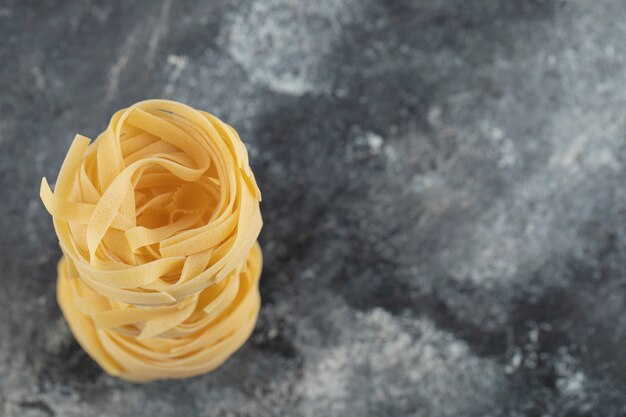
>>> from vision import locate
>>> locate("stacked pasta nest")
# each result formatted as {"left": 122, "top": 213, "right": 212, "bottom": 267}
{"left": 40, "top": 100, "right": 263, "bottom": 382}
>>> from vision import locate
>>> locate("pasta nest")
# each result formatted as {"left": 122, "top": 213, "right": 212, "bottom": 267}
{"left": 40, "top": 100, "right": 263, "bottom": 382}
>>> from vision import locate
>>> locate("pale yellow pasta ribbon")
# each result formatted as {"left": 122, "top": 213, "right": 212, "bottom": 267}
{"left": 40, "top": 100, "right": 263, "bottom": 382}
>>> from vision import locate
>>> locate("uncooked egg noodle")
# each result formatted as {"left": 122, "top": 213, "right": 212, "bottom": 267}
{"left": 40, "top": 99, "right": 263, "bottom": 382}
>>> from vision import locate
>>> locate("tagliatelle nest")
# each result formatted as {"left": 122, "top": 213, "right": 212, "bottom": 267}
{"left": 40, "top": 100, "right": 263, "bottom": 382}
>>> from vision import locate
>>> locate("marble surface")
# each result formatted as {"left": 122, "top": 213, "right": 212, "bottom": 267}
{"left": 2, "top": 0, "right": 626, "bottom": 416}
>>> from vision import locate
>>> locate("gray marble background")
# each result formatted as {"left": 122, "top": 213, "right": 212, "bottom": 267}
{"left": 2, "top": 0, "right": 626, "bottom": 416}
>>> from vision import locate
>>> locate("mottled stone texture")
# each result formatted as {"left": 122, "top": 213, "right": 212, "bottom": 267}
{"left": 1, "top": 0, "right": 626, "bottom": 416}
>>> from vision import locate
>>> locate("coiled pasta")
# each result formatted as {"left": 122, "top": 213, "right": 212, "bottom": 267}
{"left": 40, "top": 100, "right": 263, "bottom": 382}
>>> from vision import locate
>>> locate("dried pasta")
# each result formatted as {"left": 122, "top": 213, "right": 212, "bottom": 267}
{"left": 40, "top": 99, "right": 263, "bottom": 382}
